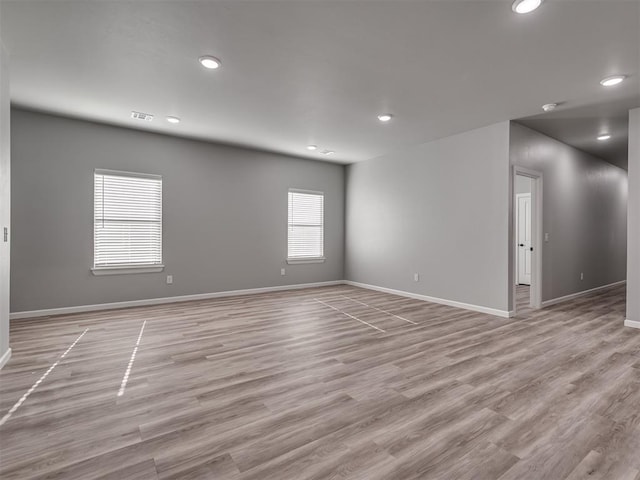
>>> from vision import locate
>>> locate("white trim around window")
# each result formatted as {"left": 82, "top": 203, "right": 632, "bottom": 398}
{"left": 91, "top": 265, "right": 165, "bottom": 276}
{"left": 92, "top": 169, "right": 164, "bottom": 275}
{"left": 286, "top": 257, "right": 325, "bottom": 265}
{"left": 287, "top": 188, "right": 325, "bottom": 264}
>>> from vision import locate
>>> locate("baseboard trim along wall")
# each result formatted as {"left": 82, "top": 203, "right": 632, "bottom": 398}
{"left": 14, "top": 279, "right": 627, "bottom": 322}
{"left": 625, "top": 319, "right": 640, "bottom": 329}
{"left": 0, "top": 348, "right": 11, "bottom": 370}
{"left": 10, "top": 281, "right": 344, "bottom": 320}
{"left": 343, "top": 280, "right": 511, "bottom": 318}
{"left": 12, "top": 279, "right": 514, "bottom": 320}
{"left": 540, "top": 280, "right": 627, "bottom": 308}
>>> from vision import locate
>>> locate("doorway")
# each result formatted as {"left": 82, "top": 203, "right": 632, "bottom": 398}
{"left": 516, "top": 191, "right": 532, "bottom": 286}
{"left": 513, "top": 167, "right": 543, "bottom": 312}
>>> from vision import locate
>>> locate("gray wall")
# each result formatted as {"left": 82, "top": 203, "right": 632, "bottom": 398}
{"left": 510, "top": 122, "right": 627, "bottom": 307}
{"left": 11, "top": 109, "right": 345, "bottom": 313}
{"left": 515, "top": 175, "right": 531, "bottom": 195}
{"left": 628, "top": 108, "right": 639, "bottom": 324}
{"left": 0, "top": 40, "right": 10, "bottom": 359}
{"left": 345, "top": 122, "right": 511, "bottom": 313}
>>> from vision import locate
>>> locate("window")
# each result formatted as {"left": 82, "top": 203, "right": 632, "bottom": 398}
{"left": 93, "top": 169, "right": 163, "bottom": 274}
{"left": 287, "top": 189, "right": 324, "bottom": 263}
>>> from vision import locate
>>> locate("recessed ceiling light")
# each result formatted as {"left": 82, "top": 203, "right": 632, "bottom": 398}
{"left": 597, "top": 134, "right": 611, "bottom": 141}
{"left": 199, "top": 55, "right": 221, "bottom": 69}
{"left": 166, "top": 116, "right": 181, "bottom": 124}
{"left": 542, "top": 103, "right": 558, "bottom": 112}
{"left": 321, "top": 150, "right": 335, "bottom": 155}
{"left": 307, "top": 145, "right": 318, "bottom": 151}
{"left": 377, "top": 114, "right": 393, "bottom": 122}
{"left": 599, "top": 75, "right": 626, "bottom": 87}
{"left": 512, "top": 0, "right": 543, "bottom": 14}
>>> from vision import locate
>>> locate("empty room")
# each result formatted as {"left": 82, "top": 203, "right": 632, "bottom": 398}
{"left": 0, "top": 1, "right": 639, "bottom": 479}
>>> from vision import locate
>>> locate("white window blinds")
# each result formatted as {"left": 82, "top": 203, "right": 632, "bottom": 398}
{"left": 94, "top": 169, "right": 163, "bottom": 268}
{"left": 288, "top": 189, "right": 324, "bottom": 260}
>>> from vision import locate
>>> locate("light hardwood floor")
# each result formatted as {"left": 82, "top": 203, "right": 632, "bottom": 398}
{"left": 0, "top": 284, "right": 638, "bottom": 479}
{"left": 515, "top": 284, "right": 530, "bottom": 312}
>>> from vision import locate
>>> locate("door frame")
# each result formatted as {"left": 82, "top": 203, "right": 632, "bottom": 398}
{"left": 512, "top": 166, "right": 543, "bottom": 311}
{"left": 515, "top": 192, "right": 532, "bottom": 286}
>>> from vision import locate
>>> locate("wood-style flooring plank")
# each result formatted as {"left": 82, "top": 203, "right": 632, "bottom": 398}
{"left": 0, "top": 283, "right": 637, "bottom": 479}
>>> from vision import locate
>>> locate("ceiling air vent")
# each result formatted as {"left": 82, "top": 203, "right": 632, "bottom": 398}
{"left": 131, "top": 111, "right": 154, "bottom": 122}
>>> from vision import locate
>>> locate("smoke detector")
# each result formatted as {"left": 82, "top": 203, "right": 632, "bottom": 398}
{"left": 542, "top": 103, "right": 558, "bottom": 112}
{"left": 131, "top": 111, "right": 154, "bottom": 122}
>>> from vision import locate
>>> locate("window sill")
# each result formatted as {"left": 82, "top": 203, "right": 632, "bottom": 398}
{"left": 91, "top": 265, "right": 165, "bottom": 276}
{"left": 286, "top": 257, "right": 325, "bottom": 265}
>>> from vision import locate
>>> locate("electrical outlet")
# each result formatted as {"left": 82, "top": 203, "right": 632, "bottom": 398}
{"left": 166, "top": 275, "right": 173, "bottom": 285}
{"left": 580, "top": 272, "right": 584, "bottom": 281}
{"left": 544, "top": 232, "right": 549, "bottom": 242}
{"left": 414, "top": 273, "right": 420, "bottom": 282}
{"left": 281, "top": 268, "right": 286, "bottom": 276}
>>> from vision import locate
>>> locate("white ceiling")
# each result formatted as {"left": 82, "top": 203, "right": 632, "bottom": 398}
{"left": 517, "top": 97, "right": 635, "bottom": 170}
{"left": 0, "top": 0, "right": 638, "bottom": 165}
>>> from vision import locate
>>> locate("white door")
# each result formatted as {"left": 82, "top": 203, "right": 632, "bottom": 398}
{"left": 516, "top": 193, "right": 532, "bottom": 285}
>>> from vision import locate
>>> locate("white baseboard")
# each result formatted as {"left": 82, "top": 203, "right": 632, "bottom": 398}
{"left": 0, "top": 348, "right": 11, "bottom": 370}
{"left": 343, "top": 280, "right": 510, "bottom": 318}
{"left": 541, "top": 280, "right": 627, "bottom": 308}
{"left": 13, "top": 279, "right": 625, "bottom": 322}
{"left": 625, "top": 319, "right": 640, "bottom": 329}
{"left": 10, "top": 280, "right": 344, "bottom": 320}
